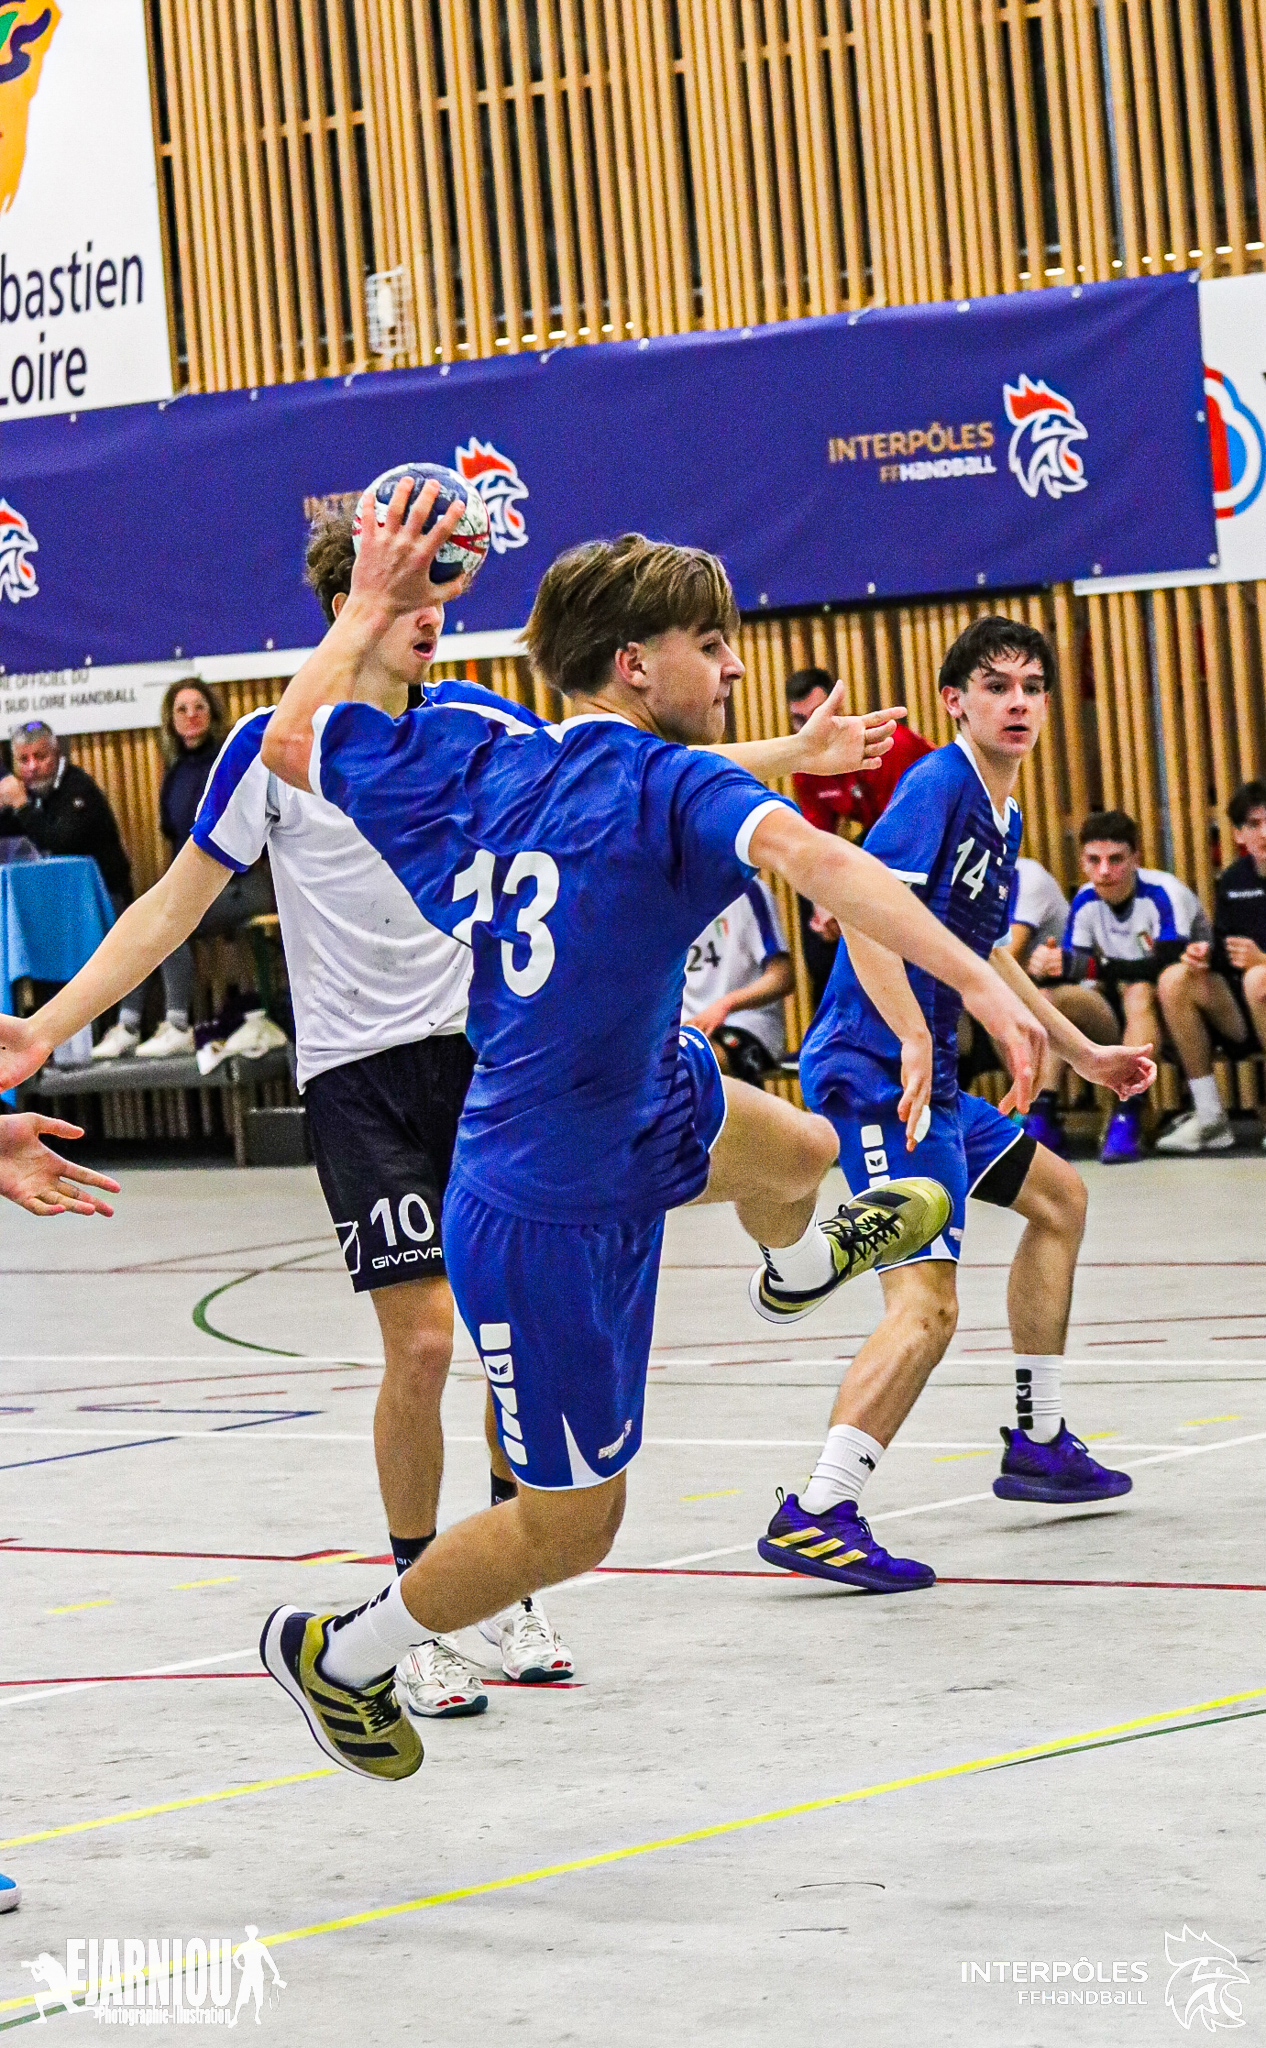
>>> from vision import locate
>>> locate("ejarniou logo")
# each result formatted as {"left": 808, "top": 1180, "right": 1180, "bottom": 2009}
{"left": 1003, "top": 374, "right": 1089, "bottom": 500}
{"left": 0, "top": 496, "right": 37, "bottom": 600}
{"left": 20, "top": 1929, "right": 287, "bottom": 2026}
{"left": 0, "top": 1, "right": 60, "bottom": 214}
{"left": 1165, "top": 1926, "right": 1248, "bottom": 2032}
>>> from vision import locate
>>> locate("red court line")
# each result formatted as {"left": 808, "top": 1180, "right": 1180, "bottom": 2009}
{"left": 592, "top": 1567, "right": 1266, "bottom": 1590}
{"left": 0, "top": 1543, "right": 357, "bottom": 1563}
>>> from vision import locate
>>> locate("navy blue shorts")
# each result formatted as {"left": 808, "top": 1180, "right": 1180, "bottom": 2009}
{"left": 444, "top": 1028, "right": 727, "bottom": 1490}
{"left": 818, "top": 1084, "right": 1029, "bottom": 1265}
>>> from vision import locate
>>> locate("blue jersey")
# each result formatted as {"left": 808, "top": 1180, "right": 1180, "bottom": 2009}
{"left": 800, "top": 735, "right": 1023, "bottom": 1107}
{"left": 312, "top": 699, "right": 792, "bottom": 1224}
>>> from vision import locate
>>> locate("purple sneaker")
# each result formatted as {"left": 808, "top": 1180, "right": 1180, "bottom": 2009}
{"left": 993, "top": 1424, "right": 1133, "bottom": 1504}
{"left": 1022, "top": 1102, "right": 1067, "bottom": 1156}
{"left": 1100, "top": 1105, "right": 1143, "bottom": 1164}
{"left": 757, "top": 1491, "right": 935, "bottom": 1592}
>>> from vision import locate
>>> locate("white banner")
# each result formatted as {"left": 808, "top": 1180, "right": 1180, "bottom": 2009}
{"left": 1077, "top": 273, "right": 1266, "bottom": 594}
{"left": 0, "top": 0, "right": 171, "bottom": 418}
{"left": 0, "top": 628, "right": 529, "bottom": 737}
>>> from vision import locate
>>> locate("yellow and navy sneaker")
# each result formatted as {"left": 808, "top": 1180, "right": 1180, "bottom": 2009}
{"left": 260, "top": 1606, "right": 423, "bottom": 1781}
{"left": 757, "top": 1491, "right": 936, "bottom": 1592}
{"left": 748, "top": 1179, "right": 951, "bottom": 1326}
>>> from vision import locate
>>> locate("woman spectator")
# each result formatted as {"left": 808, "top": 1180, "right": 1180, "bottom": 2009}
{"left": 93, "top": 683, "right": 269, "bottom": 1060}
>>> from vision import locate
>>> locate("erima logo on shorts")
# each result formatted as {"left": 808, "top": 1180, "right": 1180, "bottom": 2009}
{"left": 860, "top": 1123, "right": 892, "bottom": 1188}
{"left": 479, "top": 1323, "right": 527, "bottom": 1467}
{"left": 598, "top": 1419, "right": 633, "bottom": 1461}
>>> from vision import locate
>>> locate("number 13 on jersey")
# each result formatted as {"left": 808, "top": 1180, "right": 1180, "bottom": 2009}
{"left": 451, "top": 847, "right": 560, "bottom": 996}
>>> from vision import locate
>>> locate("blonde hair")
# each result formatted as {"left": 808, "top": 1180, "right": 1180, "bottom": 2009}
{"left": 524, "top": 533, "right": 739, "bottom": 698}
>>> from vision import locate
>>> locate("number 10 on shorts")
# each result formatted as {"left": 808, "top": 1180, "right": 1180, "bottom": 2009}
{"left": 370, "top": 1194, "right": 436, "bottom": 1247}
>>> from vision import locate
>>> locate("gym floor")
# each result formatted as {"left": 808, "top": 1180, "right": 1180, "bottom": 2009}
{"left": 2, "top": 1158, "right": 1263, "bottom": 2043}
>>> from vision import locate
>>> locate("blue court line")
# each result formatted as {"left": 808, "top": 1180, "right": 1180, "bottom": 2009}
{"left": 0, "top": 1410, "right": 320, "bottom": 1474}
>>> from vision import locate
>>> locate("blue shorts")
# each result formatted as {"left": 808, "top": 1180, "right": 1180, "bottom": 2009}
{"left": 823, "top": 1088, "right": 1029, "bottom": 1265}
{"left": 443, "top": 1027, "right": 726, "bottom": 1490}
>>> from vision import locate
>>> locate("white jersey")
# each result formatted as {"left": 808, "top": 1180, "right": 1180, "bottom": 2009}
{"left": 1010, "top": 857, "right": 1069, "bottom": 947}
{"left": 191, "top": 710, "right": 470, "bottom": 1089}
{"left": 1065, "top": 866, "right": 1210, "bottom": 963}
{"left": 681, "top": 878, "right": 789, "bottom": 1060}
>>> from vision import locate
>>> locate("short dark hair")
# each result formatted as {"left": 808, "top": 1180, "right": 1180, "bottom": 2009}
{"left": 524, "top": 533, "right": 739, "bottom": 698}
{"left": 1079, "top": 809, "right": 1138, "bottom": 852}
{"left": 938, "top": 615, "right": 1056, "bottom": 697}
{"left": 305, "top": 512, "right": 356, "bottom": 625}
{"left": 1228, "top": 780, "right": 1266, "bottom": 829}
{"left": 785, "top": 666, "right": 834, "bottom": 703}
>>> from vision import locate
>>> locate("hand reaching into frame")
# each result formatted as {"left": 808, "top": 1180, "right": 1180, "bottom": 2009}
{"left": 0, "top": 1114, "right": 120, "bottom": 1217}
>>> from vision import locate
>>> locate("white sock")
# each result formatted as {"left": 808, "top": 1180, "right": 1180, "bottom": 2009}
{"left": 1190, "top": 1074, "right": 1222, "bottom": 1123}
{"left": 318, "top": 1578, "right": 433, "bottom": 1689}
{"left": 762, "top": 1212, "right": 835, "bottom": 1293}
{"left": 800, "top": 1423, "right": 885, "bottom": 1512}
{"left": 1014, "top": 1356, "right": 1062, "bottom": 1442}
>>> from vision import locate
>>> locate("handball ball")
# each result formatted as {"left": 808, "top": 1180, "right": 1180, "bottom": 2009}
{"left": 351, "top": 462, "right": 490, "bottom": 587}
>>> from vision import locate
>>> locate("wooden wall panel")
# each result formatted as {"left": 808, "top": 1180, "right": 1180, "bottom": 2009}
{"left": 122, "top": 0, "right": 1266, "bottom": 1052}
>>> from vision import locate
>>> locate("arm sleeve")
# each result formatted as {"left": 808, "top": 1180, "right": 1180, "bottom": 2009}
{"left": 654, "top": 751, "right": 797, "bottom": 902}
{"left": 747, "top": 877, "right": 788, "bottom": 960}
{"left": 190, "top": 716, "right": 273, "bottom": 874}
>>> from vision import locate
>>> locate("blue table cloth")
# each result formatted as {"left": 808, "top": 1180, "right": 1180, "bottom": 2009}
{"left": 0, "top": 853, "right": 115, "bottom": 1021}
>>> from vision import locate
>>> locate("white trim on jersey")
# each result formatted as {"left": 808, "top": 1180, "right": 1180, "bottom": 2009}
{"left": 734, "top": 798, "right": 787, "bottom": 867}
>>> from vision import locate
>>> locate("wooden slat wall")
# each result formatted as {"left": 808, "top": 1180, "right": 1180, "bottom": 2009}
{"left": 126, "top": 0, "right": 1266, "bottom": 1044}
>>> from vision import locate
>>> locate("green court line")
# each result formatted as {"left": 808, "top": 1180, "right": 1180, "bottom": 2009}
{"left": 988, "top": 1701, "right": 1266, "bottom": 1771}
{"left": 190, "top": 1272, "right": 303, "bottom": 1357}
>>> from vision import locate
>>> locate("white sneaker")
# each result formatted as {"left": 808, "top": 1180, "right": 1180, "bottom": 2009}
{"left": 478, "top": 1596, "right": 575, "bottom": 1683}
{"left": 90, "top": 1022, "right": 140, "bottom": 1060}
{"left": 220, "top": 1009, "right": 289, "bottom": 1060}
{"left": 395, "top": 1636, "right": 487, "bottom": 1721}
{"left": 1155, "top": 1109, "right": 1235, "bottom": 1154}
{"left": 134, "top": 1020, "right": 195, "bottom": 1060}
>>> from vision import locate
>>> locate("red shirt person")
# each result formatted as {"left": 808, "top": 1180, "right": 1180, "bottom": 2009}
{"left": 787, "top": 668, "right": 933, "bottom": 837}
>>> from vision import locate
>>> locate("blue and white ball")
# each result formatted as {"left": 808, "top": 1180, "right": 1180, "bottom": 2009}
{"left": 351, "top": 461, "right": 490, "bottom": 587}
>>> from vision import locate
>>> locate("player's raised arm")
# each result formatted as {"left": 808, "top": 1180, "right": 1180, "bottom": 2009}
{"left": 708, "top": 684, "right": 901, "bottom": 783}
{"left": 262, "top": 477, "right": 465, "bottom": 792}
{"left": 750, "top": 804, "right": 1046, "bottom": 1110}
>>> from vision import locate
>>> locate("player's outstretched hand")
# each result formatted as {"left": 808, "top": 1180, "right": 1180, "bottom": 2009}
{"left": 897, "top": 1028, "right": 933, "bottom": 1150}
{"left": 791, "top": 683, "right": 904, "bottom": 778}
{"left": 348, "top": 475, "right": 466, "bottom": 618}
{"left": 0, "top": 1013, "right": 52, "bottom": 1092}
{"left": 0, "top": 1114, "right": 120, "bottom": 1217}
{"left": 967, "top": 981, "right": 1045, "bottom": 1116}
{"left": 1079, "top": 1042, "right": 1157, "bottom": 1101}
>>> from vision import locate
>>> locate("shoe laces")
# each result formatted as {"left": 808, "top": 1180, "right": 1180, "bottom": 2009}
{"left": 828, "top": 1199, "right": 905, "bottom": 1263}
{"left": 360, "top": 1673, "right": 401, "bottom": 1735}
{"left": 511, "top": 1597, "right": 553, "bottom": 1651}
{"left": 417, "top": 1635, "right": 475, "bottom": 1688}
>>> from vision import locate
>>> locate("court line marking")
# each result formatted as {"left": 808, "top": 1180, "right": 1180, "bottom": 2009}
{"left": 0, "top": 1767, "right": 335, "bottom": 1852}
{"left": 0, "top": 1648, "right": 258, "bottom": 1714}
{"left": 2, "top": 1680, "right": 1261, "bottom": 2017}
{"left": 0, "top": 1430, "right": 1204, "bottom": 1451}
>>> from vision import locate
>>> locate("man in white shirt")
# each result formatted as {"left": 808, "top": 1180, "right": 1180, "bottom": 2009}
{"left": 1026, "top": 810, "right": 1207, "bottom": 1162}
{"left": 681, "top": 878, "right": 792, "bottom": 1083}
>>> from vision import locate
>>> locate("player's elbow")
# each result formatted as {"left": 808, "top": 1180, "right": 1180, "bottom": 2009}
{"left": 260, "top": 716, "right": 311, "bottom": 791}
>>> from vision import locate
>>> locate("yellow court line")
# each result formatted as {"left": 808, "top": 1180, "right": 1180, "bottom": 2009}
{"left": 173, "top": 1577, "right": 241, "bottom": 1591}
{"left": 262, "top": 1683, "right": 1266, "bottom": 1949}
{"left": 680, "top": 1489, "right": 741, "bottom": 1502}
{"left": 3, "top": 1686, "right": 1263, "bottom": 2017}
{"left": 0, "top": 1768, "right": 334, "bottom": 1852}
{"left": 46, "top": 1600, "right": 113, "bottom": 1615}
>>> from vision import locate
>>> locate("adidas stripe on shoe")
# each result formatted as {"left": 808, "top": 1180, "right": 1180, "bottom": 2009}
{"left": 260, "top": 1606, "right": 422, "bottom": 1781}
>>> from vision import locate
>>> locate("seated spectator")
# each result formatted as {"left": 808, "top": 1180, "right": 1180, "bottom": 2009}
{"left": 0, "top": 721, "right": 131, "bottom": 900}
{"left": 1156, "top": 780, "right": 1266, "bottom": 1154}
{"left": 682, "top": 880, "right": 793, "bottom": 1084}
{"left": 1025, "top": 810, "right": 1205, "bottom": 1164}
{"left": 785, "top": 666, "right": 933, "bottom": 1007}
{"left": 92, "top": 682, "right": 273, "bottom": 1062}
